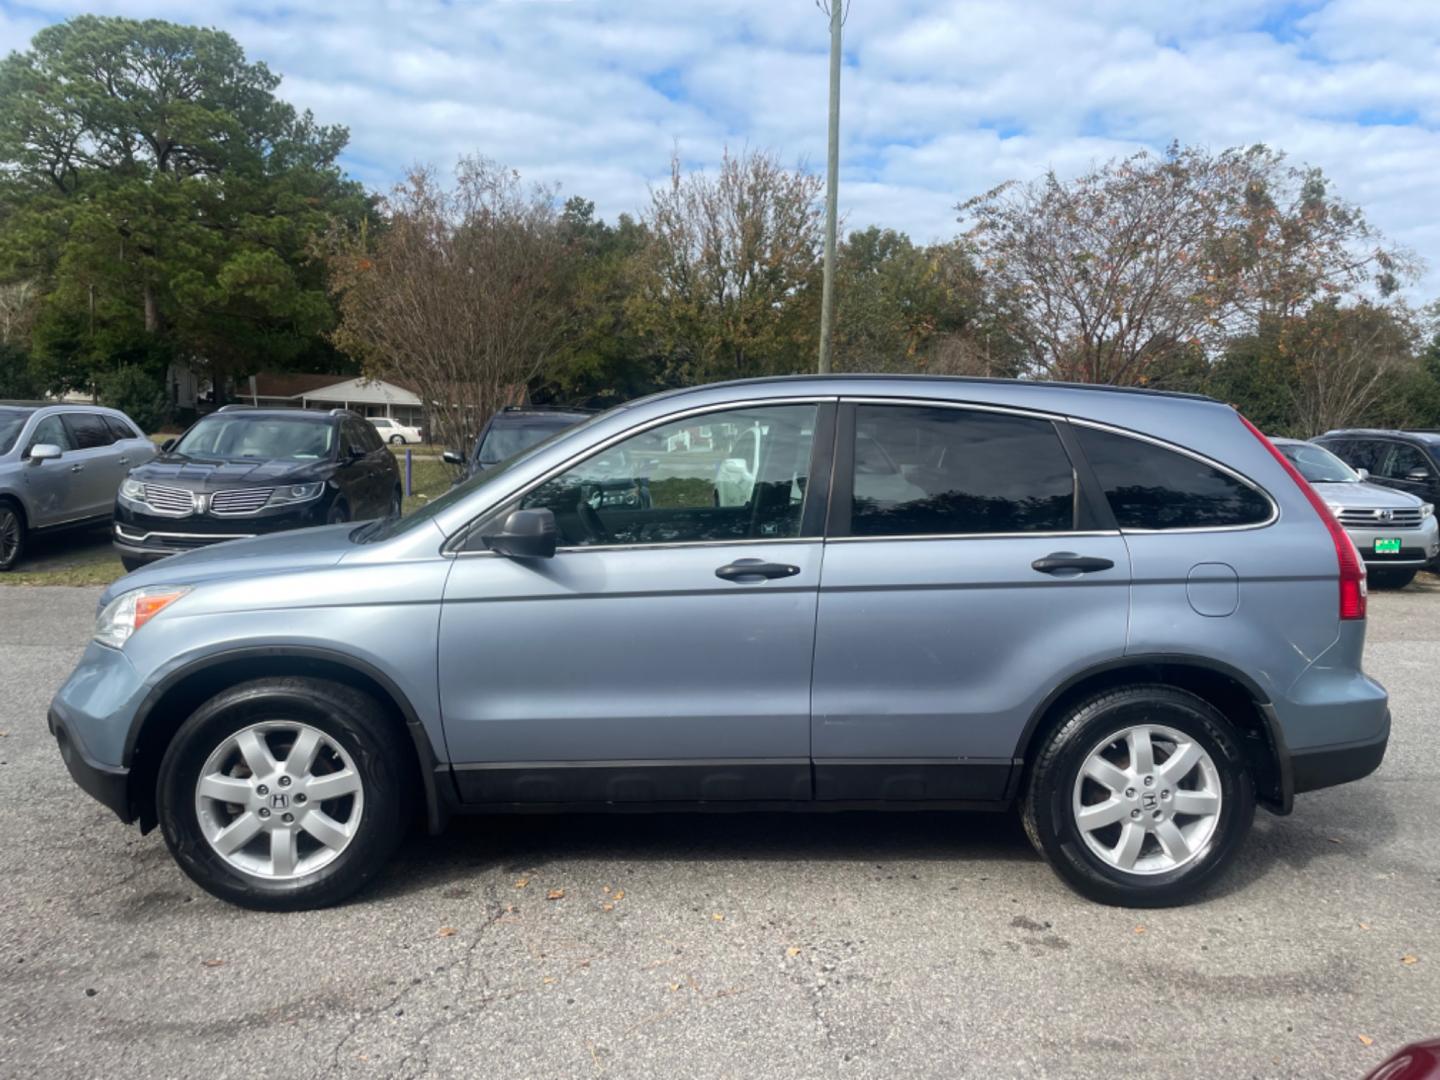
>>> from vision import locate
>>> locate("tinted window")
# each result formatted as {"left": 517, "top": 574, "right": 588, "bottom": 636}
{"left": 343, "top": 418, "right": 380, "bottom": 454}
{"left": 0, "top": 408, "right": 33, "bottom": 455}
{"left": 478, "top": 419, "right": 578, "bottom": 465}
{"left": 29, "top": 415, "right": 74, "bottom": 453}
{"left": 62, "top": 412, "right": 113, "bottom": 450}
{"left": 104, "top": 415, "right": 138, "bottom": 442}
{"left": 1378, "top": 442, "right": 1429, "bottom": 480}
{"left": 1320, "top": 438, "right": 1382, "bottom": 472}
{"left": 1075, "top": 426, "right": 1271, "bottom": 530}
{"left": 520, "top": 404, "right": 817, "bottom": 547}
{"left": 175, "top": 415, "right": 336, "bottom": 460}
{"left": 848, "top": 406, "right": 1075, "bottom": 537}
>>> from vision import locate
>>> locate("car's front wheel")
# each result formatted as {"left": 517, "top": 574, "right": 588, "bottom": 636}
{"left": 156, "top": 678, "right": 411, "bottom": 910}
{"left": 1021, "top": 685, "right": 1254, "bottom": 907}
{"left": 0, "top": 502, "right": 26, "bottom": 571}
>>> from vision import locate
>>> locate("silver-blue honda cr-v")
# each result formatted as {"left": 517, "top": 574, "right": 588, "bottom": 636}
{"left": 48, "top": 376, "right": 1390, "bottom": 910}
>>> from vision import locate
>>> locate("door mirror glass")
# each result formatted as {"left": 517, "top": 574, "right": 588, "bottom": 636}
{"left": 27, "top": 443, "right": 62, "bottom": 463}
{"left": 483, "top": 508, "right": 557, "bottom": 559}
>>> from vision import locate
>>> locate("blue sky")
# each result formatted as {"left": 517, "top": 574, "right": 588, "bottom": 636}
{"left": 3, "top": 0, "right": 1439, "bottom": 299}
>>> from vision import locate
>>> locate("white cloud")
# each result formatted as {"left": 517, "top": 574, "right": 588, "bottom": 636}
{"left": 6, "top": 0, "right": 1440, "bottom": 298}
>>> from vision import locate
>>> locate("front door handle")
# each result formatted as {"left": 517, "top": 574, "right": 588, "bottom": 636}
{"left": 1031, "top": 552, "right": 1114, "bottom": 575}
{"left": 70, "top": 464, "right": 84, "bottom": 473}
{"left": 715, "top": 559, "right": 802, "bottom": 583}
{"left": 117, "top": 457, "right": 128, "bottom": 465}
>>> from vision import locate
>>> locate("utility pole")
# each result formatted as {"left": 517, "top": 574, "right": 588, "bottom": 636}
{"left": 817, "top": 0, "right": 844, "bottom": 374}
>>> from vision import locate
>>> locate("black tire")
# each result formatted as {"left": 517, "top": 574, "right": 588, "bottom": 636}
{"left": 327, "top": 499, "right": 350, "bottom": 525}
{"left": 1021, "top": 685, "right": 1255, "bottom": 908}
{"left": 156, "top": 677, "right": 412, "bottom": 911}
{"left": 0, "top": 501, "right": 25, "bottom": 572}
{"left": 120, "top": 555, "right": 149, "bottom": 573}
{"left": 1369, "top": 567, "right": 1416, "bottom": 590}
{"left": 389, "top": 434, "right": 405, "bottom": 445}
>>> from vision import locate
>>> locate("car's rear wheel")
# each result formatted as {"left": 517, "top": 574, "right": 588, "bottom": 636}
{"left": 389, "top": 434, "right": 405, "bottom": 445}
{"left": 1021, "top": 685, "right": 1255, "bottom": 907}
{"left": 0, "top": 502, "right": 25, "bottom": 571}
{"left": 156, "top": 677, "right": 411, "bottom": 911}
{"left": 1369, "top": 567, "right": 1416, "bottom": 590}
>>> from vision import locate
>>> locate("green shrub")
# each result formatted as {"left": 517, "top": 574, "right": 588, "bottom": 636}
{"left": 97, "top": 366, "right": 169, "bottom": 433}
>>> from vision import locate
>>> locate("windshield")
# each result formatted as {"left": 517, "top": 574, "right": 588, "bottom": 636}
{"left": 477, "top": 418, "right": 581, "bottom": 465}
{"left": 0, "top": 408, "right": 33, "bottom": 456}
{"left": 1279, "top": 442, "right": 1359, "bottom": 484}
{"left": 364, "top": 410, "right": 611, "bottom": 542}
{"left": 173, "top": 415, "right": 336, "bottom": 461}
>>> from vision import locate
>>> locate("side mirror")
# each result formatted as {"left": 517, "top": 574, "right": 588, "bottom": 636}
{"left": 482, "top": 508, "right": 557, "bottom": 559}
{"left": 27, "top": 443, "right": 62, "bottom": 464}
{"left": 442, "top": 450, "right": 465, "bottom": 467}
{"left": 161, "top": 437, "right": 178, "bottom": 452}
{"left": 1356, "top": 467, "right": 1370, "bottom": 481}
{"left": 1405, "top": 467, "right": 1432, "bottom": 483}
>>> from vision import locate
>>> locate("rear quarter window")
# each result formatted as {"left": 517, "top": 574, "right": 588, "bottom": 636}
{"left": 1074, "top": 425, "right": 1272, "bottom": 530}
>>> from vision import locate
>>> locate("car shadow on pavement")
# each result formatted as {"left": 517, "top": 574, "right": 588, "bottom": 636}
{"left": 371, "top": 810, "right": 1038, "bottom": 900}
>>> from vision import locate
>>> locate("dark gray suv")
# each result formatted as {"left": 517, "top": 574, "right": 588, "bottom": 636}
{"left": 48, "top": 377, "right": 1389, "bottom": 911}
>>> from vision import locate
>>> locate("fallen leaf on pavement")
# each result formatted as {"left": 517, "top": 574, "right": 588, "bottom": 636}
{"left": 1328, "top": 837, "right": 1343, "bottom": 844}
{"left": 601, "top": 902, "right": 615, "bottom": 913}
{"left": 543, "top": 976, "right": 557, "bottom": 985}
{"left": 612, "top": 890, "right": 625, "bottom": 901}
{"left": 514, "top": 877, "right": 530, "bottom": 889}
{"left": 1359, "top": 923, "right": 1371, "bottom": 930}
{"left": 437, "top": 927, "right": 457, "bottom": 938}
{"left": 602, "top": 885, "right": 612, "bottom": 894}
{"left": 547, "top": 889, "right": 565, "bottom": 901}
{"left": 668, "top": 982, "right": 681, "bottom": 992}
{"left": 711, "top": 913, "right": 725, "bottom": 922}
{"left": 786, "top": 947, "right": 802, "bottom": 958}
{"left": 201, "top": 959, "right": 224, "bottom": 968}
{"left": 1358, "top": 1035, "right": 1374, "bottom": 1047}
{"left": 1401, "top": 955, "right": 1419, "bottom": 965}
{"left": 1133, "top": 926, "right": 1146, "bottom": 935}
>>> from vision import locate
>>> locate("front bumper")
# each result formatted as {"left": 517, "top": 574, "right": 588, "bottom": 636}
{"left": 113, "top": 495, "right": 331, "bottom": 563}
{"left": 49, "top": 705, "right": 133, "bottom": 824}
{"left": 1343, "top": 516, "right": 1439, "bottom": 568}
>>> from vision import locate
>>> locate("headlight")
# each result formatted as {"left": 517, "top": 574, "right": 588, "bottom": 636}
{"left": 267, "top": 482, "right": 325, "bottom": 506}
{"left": 94, "top": 586, "right": 192, "bottom": 649}
{"left": 1423, "top": 503, "right": 1435, "bottom": 520}
{"left": 120, "top": 478, "right": 146, "bottom": 502}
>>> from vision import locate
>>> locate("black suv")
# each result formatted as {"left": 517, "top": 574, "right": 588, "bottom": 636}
{"left": 114, "top": 407, "right": 402, "bottom": 570}
{"left": 1313, "top": 429, "right": 1440, "bottom": 507}
{"left": 443, "top": 406, "right": 593, "bottom": 480}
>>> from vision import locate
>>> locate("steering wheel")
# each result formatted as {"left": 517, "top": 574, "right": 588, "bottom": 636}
{"left": 575, "top": 486, "right": 613, "bottom": 545}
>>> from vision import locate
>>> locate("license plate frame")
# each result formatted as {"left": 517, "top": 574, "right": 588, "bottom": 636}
{"left": 1374, "top": 537, "right": 1402, "bottom": 555}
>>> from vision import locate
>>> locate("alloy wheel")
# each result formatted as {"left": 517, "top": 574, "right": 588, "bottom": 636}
{"left": 193, "top": 721, "right": 364, "bottom": 880}
{"left": 0, "top": 508, "right": 20, "bottom": 568}
{"left": 1071, "top": 723, "right": 1222, "bottom": 875}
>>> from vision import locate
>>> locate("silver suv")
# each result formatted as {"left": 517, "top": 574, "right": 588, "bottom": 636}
{"left": 0, "top": 403, "right": 157, "bottom": 571}
{"left": 47, "top": 377, "right": 1390, "bottom": 910}
{"left": 1273, "top": 438, "right": 1438, "bottom": 589}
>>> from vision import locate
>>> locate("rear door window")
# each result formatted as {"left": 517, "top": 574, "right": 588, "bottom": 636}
{"left": 847, "top": 405, "right": 1076, "bottom": 536}
{"left": 104, "top": 415, "right": 138, "bottom": 442}
{"left": 1074, "top": 425, "right": 1271, "bottom": 530}
{"left": 1377, "top": 442, "right": 1428, "bottom": 480}
{"left": 62, "top": 412, "right": 114, "bottom": 450}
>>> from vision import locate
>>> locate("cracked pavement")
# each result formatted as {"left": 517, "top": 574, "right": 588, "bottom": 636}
{"left": 1, "top": 583, "right": 1438, "bottom": 1079}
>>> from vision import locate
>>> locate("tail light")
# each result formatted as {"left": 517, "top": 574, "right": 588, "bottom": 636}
{"left": 1238, "top": 414, "right": 1366, "bottom": 620}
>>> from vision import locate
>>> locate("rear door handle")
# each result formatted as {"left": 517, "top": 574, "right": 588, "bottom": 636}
{"left": 70, "top": 464, "right": 84, "bottom": 473}
{"left": 117, "top": 457, "right": 128, "bottom": 465}
{"left": 1031, "top": 552, "right": 1114, "bottom": 575}
{"left": 715, "top": 559, "right": 802, "bottom": 582}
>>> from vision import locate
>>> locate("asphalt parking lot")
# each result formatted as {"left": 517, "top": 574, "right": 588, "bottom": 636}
{"left": 1, "top": 584, "right": 1437, "bottom": 1079}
